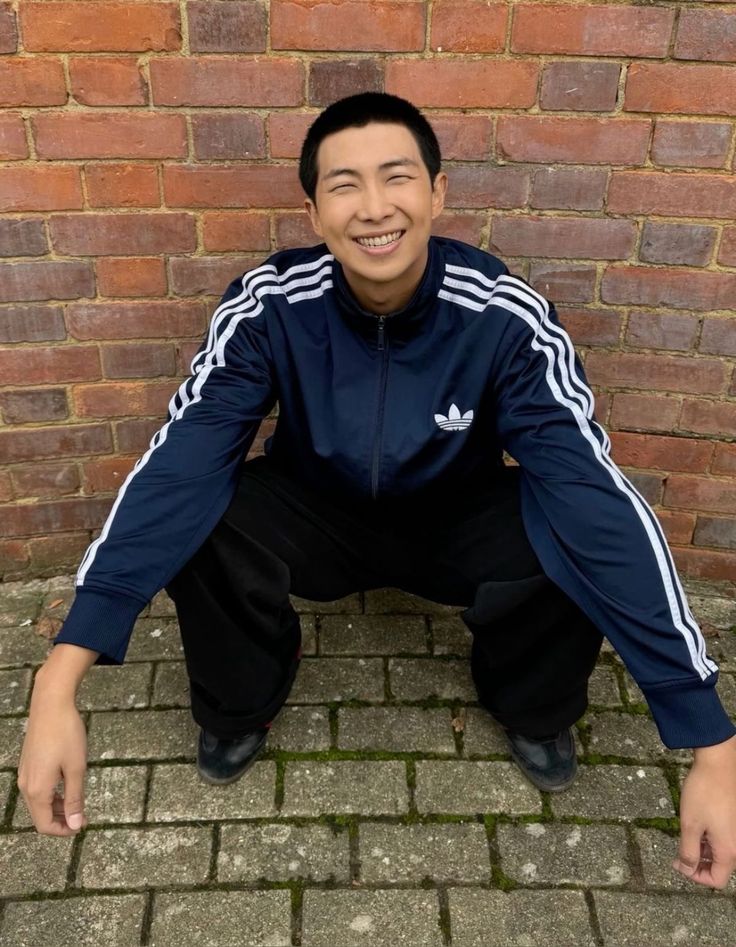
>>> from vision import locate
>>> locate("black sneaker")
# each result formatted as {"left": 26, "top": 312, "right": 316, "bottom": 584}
{"left": 197, "top": 727, "right": 269, "bottom": 785}
{"left": 505, "top": 727, "right": 578, "bottom": 793}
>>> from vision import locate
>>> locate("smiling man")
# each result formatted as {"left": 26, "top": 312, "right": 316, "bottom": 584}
{"left": 19, "top": 93, "right": 736, "bottom": 889}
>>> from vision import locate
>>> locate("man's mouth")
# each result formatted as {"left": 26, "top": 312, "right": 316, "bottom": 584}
{"left": 353, "top": 230, "right": 405, "bottom": 248}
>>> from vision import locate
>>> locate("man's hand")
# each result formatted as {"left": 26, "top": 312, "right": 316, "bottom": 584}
{"left": 674, "top": 733, "right": 736, "bottom": 889}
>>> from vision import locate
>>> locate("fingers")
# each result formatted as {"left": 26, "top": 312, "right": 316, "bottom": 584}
{"left": 673, "top": 821, "right": 703, "bottom": 879}
{"left": 673, "top": 833, "right": 735, "bottom": 889}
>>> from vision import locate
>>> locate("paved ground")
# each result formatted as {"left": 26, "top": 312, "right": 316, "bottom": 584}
{"left": 1, "top": 575, "right": 735, "bottom": 946}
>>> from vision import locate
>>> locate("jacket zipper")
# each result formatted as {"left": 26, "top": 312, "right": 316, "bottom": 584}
{"left": 371, "top": 316, "right": 390, "bottom": 499}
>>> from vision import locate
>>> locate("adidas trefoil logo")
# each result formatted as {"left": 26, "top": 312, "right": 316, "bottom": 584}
{"left": 434, "top": 403, "right": 474, "bottom": 431}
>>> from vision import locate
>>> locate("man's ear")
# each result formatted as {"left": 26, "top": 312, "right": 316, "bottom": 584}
{"left": 431, "top": 172, "right": 448, "bottom": 220}
{"left": 304, "top": 198, "right": 323, "bottom": 237}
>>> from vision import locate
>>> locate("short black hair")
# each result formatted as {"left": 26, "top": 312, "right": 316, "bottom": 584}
{"left": 299, "top": 92, "right": 442, "bottom": 202}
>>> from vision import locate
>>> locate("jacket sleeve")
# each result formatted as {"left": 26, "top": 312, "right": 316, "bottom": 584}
{"left": 54, "top": 274, "right": 278, "bottom": 665}
{"left": 489, "top": 272, "right": 735, "bottom": 749}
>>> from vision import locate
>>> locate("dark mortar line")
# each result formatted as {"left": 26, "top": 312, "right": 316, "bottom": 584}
{"left": 2, "top": 776, "right": 20, "bottom": 831}
{"left": 424, "top": 614, "right": 434, "bottom": 654}
{"left": 624, "top": 823, "right": 647, "bottom": 890}
{"left": 436, "top": 884, "right": 452, "bottom": 946}
{"left": 64, "top": 827, "right": 85, "bottom": 892}
{"left": 291, "top": 881, "right": 304, "bottom": 947}
{"left": 383, "top": 655, "right": 393, "bottom": 702}
{"left": 140, "top": 762, "right": 154, "bottom": 823}
{"left": 406, "top": 759, "right": 418, "bottom": 820}
{"left": 139, "top": 889, "right": 155, "bottom": 946}
{"left": 328, "top": 705, "right": 339, "bottom": 748}
{"left": 145, "top": 661, "right": 157, "bottom": 707}
{"left": 313, "top": 614, "right": 322, "bottom": 657}
{"left": 583, "top": 888, "right": 606, "bottom": 947}
{"left": 348, "top": 817, "right": 361, "bottom": 884}
{"left": 484, "top": 814, "right": 517, "bottom": 892}
{"left": 208, "top": 822, "right": 221, "bottom": 883}
{"left": 274, "top": 759, "right": 286, "bottom": 810}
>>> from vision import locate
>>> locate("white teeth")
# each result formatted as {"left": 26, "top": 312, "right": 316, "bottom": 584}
{"left": 355, "top": 231, "right": 403, "bottom": 248}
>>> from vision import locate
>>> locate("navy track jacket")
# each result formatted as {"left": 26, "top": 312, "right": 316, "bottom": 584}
{"left": 56, "top": 236, "right": 735, "bottom": 749}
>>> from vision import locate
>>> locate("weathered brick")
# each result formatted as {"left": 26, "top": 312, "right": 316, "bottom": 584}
{"left": 560, "top": 306, "right": 622, "bottom": 347}
{"left": 610, "top": 432, "right": 713, "bottom": 473}
{"left": 530, "top": 167, "right": 607, "bottom": 211}
{"left": 100, "top": 342, "right": 176, "bottom": 379}
{"left": 85, "top": 163, "right": 160, "bottom": 209}
{"left": 272, "top": 0, "right": 425, "bottom": 51}
{"left": 150, "top": 57, "right": 303, "bottom": 106}
{"left": 77, "top": 663, "right": 152, "bottom": 710}
{"left": 699, "top": 317, "right": 736, "bottom": 356}
{"left": 492, "top": 216, "right": 635, "bottom": 260}
{"left": 96, "top": 258, "right": 167, "bottom": 298}
{"left": 680, "top": 400, "right": 736, "bottom": 438}
{"left": 651, "top": 121, "right": 732, "bottom": 169}
{"left": 458, "top": 707, "right": 510, "bottom": 755}
{"left": 0, "top": 113, "right": 28, "bottom": 160}
{"left": 82, "top": 456, "right": 136, "bottom": 495}
{"left": 389, "top": 657, "right": 475, "bottom": 701}
{"left": 0, "top": 260, "right": 94, "bottom": 303}
{"left": 20, "top": 2, "right": 181, "bottom": 52}
{"left": 0, "top": 834, "right": 73, "bottom": 896}
{"left": 0, "top": 1, "right": 17, "bottom": 52}
{"left": 552, "top": 764, "right": 674, "bottom": 819}
{"left": 275, "top": 211, "right": 320, "bottom": 249}
{"left": 0, "top": 343, "right": 100, "bottom": 386}
{"left": 665, "top": 476, "right": 736, "bottom": 516}
{"left": 187, "top": 0, "right": 266, "bottom": 53}
{"left": 529, "top": 262, "right": 596, "bottom": 303}
{"left": 191, "top": 112, "right": 265, "bottom": 160}
{"left": 541, "top": 61, "right": 621, "bottom": 112}
{"left": 433, "top": 212, "right": 486, "bottom": 246}
{"left": 125, "top": 618, "right": 184, "bottom": 662}
{"left": 288, "top": 656, "right": 384, "bottom": 702}
{"left": 147, "top": 761, "right": 276, "bottom": 820}
{"left": 0, "top": 423, "right": 111, "bottom": 464}
{"left": 150, "top": 891, "right": 291, "bottom": 947}
{"left": 0, "top": 666, "right": 31, "bottom": 713}
{"left": 673, "top": 546, "right": 736, "bottom": 582}
{"left": 431, "top": 0, "right": 507, "bottom": 53}
{"left": 202, "top": 212, "right": 270, "bottom": 252}
{"left": 321, "top": 614, "right": 427, "bottom": 654}
{"left": 73, "top": 381, "right": 172, "bottom": 419}
{"left": 675, "top": 9, "right": 736, "bottom": 63}
{"left": 79, "top": 826, "right": 211, "bottom": 888}
{"left": 67, "top": 300, "right": 205, "bottom": 340}
{"left": 268, "top": 705, "right": 330, "bottom": 750}
{"left": 282, "top": 761, "right": 409, "bottom": 815}
{"left": 0, "top": 167, "right": 82, "bottom": 211}
{"left": 387, "top": 59, "right": 538, "bottom": 108}
{"left": 268, "top": 111, "right": 312, "bottom": 159}
{"left": 595, "top": 892, "right": 736, "bottom": 946}
{"left": 87, "top": 708, "right": 196, "bottom": 761}
{"left": 626, "top": 62, "right": 736, "bottom": 116}
{"left": 169, "top": 255, "right": 257, "bottom": 296}
{"left": 446, "top": 167, "right": 529, "bottom": 209}
{"left": 115, "top": 417, "right": 161, "bottom": 453}
{"left": 713, "top": 443, "right": 736, "bottom": 476}
{"left": 361, "top": 822, "right": 489, "bottom": 882}
{"left": 69, "top": 57, "right": 147, "bottom": 106}
{"left": 431, "top": 115, "right": 493, "bottom": 161}
{"left": 0, "top": 625, "right": 48, "bottom": 665}
{"left": 0, "top": 305, "right": 65, "bottom": 343}
{"left": 497, "top": 116, "right": 650, "bottom": 165}
{"left": 11, "top": 461, "right": 79, "bottom": 498}
{"left": 0, "top": 540, "right": 30, "bottom": 573}
{"left": 51, "top": 213, "right": 195, "bottom": 256}
{"left": 602, "top": 265, "right": 736, "bottom": 311}
{"left": 609, "top": 171, "right": 736, "bottom": 218}
{"left": 0, "top": 218, "right": 47, "bottom": 257}
{"left": 512, "top": 4, "right": 674, "bottom": 57}
{"left": 658, "top": 509, "right": 697, "bottom": 546}
{"left": 0, "top": 895, "right": 146, "bottom": 947}
{"left": 0, "top": 497, "right": 113, "bottom": 538}
{"left": 33, "top": 112, "right": 186, "bottom": 159}
{"left": 694, "top": 516, "right": 736, "bottom": 550}
{"left": 625, "top": 312, "right": 699, "bottom": 353}
{"left": 219, "top": 822, "right": 349, "bottom": 881}
{"left": 0, "top": 58, "right": 67, "bottom": 107}
{"left": 640, "top": 223, "right": 716, "bottom": 267}
{"left": 163, "top": 165, "right": 304, "bottom": 208}
{"left": 338, "top": 706, "right": 456, "bottom": 753}
{"left": 309, "top": 58, "right": 383, "bottom": 107}
{"left": 415, "top": 761, "right": 541, "bottom": 814}
{"left": 719, "top": 227, "right": 736, "bottom": 266}
{"left": 586, "top": 711, "right": 691, "bottom": 763}
{"left": 586, "top": 352, "right": 727, "bottom": 395}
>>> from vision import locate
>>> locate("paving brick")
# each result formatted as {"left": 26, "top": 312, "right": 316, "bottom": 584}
{"left": 148, "top": 589, "right": 177, "bottom": 618}
{"left": 149, "top": 890, "right": 291, "bottom": 946}
{"left": 78, "top": 826, "right": 212, "bottom": 888}
{"left": 0, "top": 585, "right": 42, "bottom": 626}
{"left": 147, "top": 761, "right": 275, "bottom": 820}
{"left": 0, "top": 627, "right": 49, "bottom": 667}
{"left": 431, "top": 615, "right": 472, "bottom": 656}
{"left": 588, "top": 666, "right": 623, "bottom": 707}
{"left": 282, "top": 761, "right": 408, "bottom": 816}
{"left": 0, "top": 833, "right": 73, "bottom": 896}
{"left": 0, "top": 667, "right": 31, "bottom": 713}
{"left": 302, "top": 890, "right": 443, "bottom": 947}
{"left": 635, "top": 827, "right": 736, "bottom": 894}
{"left": 594, "top": 891, "right": 736, "bottom": 946}
{"left": 125, "top": 618, "right": 184, "bottom": 661}
{"left": 0, "top": 770, "right": 13, "bottom": 816}
{"left": 0, "top": 894, "right": 146, "bottom": 946}
{"left": 320, "top": 615, "right": 427, "bottom": 654}
{"left": 460, "top": 708, "right": 515, "bottom": 756}
{"left": 415, "top": 762, "right": 542, "bottom": 815}
{"left": 0, "top": 715, "right": 26, "bottom": 766}
{"left": 388, "top": 657, "right": 476, "bottom": 701}
{"left": 716, "top": 672, "right": 736, "bottom": 714}
{"left": 364, "top": 588, "right": 461, "bottom": 615}
{"left": 77, "top": 663, "right": 152, "bottom": 711}
{"left": 498, "top": 822, "right": 630, "bottom": 886}
{"left": 219, "top": 822, "right": 350, "bottom": 881}
{"left": 151, "top": 661, "right": 189, "bottom": 706}
{"left": 551, "top": 765, "right": 674, "bottom": 820}
{"left": 269, "top": 705, "right": 331, "bottom": 751}
{"left": 291, "top": 593, "right": 361, "bottom": 614}
{"left": 338, "top": 707, "right": 457, "bottom": 753}
{"left": 287, "top": 657, "right": 385, "bottom": 703}
{"left": 87, "top": 709, "right": 197, "bottom": 761}
{"left": 359, "top": 822, "right": 490, "bottom": 882}
{"left": 623, "top": 670, "right": 646, "bottom": 705}
{"left": 585, "top": 711, "right": 692, "bottom": 763}
{"left": 448, "top": 889, "right": 594, "bottom": 947}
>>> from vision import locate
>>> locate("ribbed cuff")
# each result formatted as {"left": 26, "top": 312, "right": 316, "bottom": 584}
{"left": 644, "top": 679, "right": 736, "bottom": 749}
{"left": 53, "top": 588, "right": 147, "bottom": 665}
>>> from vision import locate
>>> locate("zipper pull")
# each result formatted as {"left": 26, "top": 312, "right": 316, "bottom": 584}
{"left": 377, "top": 316, "right": 385, "bottom": 351}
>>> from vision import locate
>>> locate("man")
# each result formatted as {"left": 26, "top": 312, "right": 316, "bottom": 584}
{"left": 19, "top": 93, "right": 736, "bottom": 888}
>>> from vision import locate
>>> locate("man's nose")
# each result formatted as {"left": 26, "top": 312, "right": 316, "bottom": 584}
{"left": 357, "top": 184, "right": 394, "bottom": 222}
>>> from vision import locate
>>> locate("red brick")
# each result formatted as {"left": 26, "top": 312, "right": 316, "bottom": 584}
{"left": 0, "top": 498, "right": 114, "bottom": 539}
{"left": 585, "top": 352, "right": 727, "bottom": 395}
{"left": 671, "top": 547, "right": 736, "bottom": 582}
{"left": 169, "top": 257, "right": 259, "bottom": 297}
{"left": 625, "top": 312, "right": 699, "bottom": 352}
{"left": 639, "top": 223, "right": 716, "bottom": 268}
{"left": 101, "top": 343, "right": 176, "bottom": 379}
{"left": 430, "top": 0, "right": 507, "bottom": 53}
{"left": 699, "top": 317, "right": 736, "bottom": 356}
{"left": 96, "top": 258, "right": 167, "bottom": 298}
{"left": 694, "top": 516, "right": 736, "bottom": 550}
{"left": 558, "top": 308, "right": 622, "bottom": 347}
{"left": 530, "top": 169, "right": 606, "bottom": 212}
{"left": 609, "top": 432, "right": 713, "bottom": 474}
{"left": 0, "top": 167, "right": 82, "bottom": 211}
{"left": 272, "top": 0, "right": 425, "bottom": 51}
{"left": 0, "top": 472, "right": 13, "bottom": 503}
{"left": 202, "top": 213, "right": 270, "bottom": 253}
{"left": 268, "top": 113, "right": 312, "bottom": 160}
{"left": 610, "top": 394, "right": 682, "bottom": 434}
{"left": 0, "top": 344, "right": 100, "bottom": 386}
{"left": 602, "top": 265, "right": 736, "bottom": 312}
{"left": 0, "top": 424, "right": 112, "bottom": 463}
{"left": 651, "top": 121, "right": 732, "bottom": 169}
{"left": 82, "top": 456, "right": 137, "bottom": 494}
{"left": 51, "top": 213, "right": 195, "bottom": 256}
{"left": 529, "top": 263, "right": 596, "bottom": 304}
{"left": 0, "top": 219, "right": 47, "bottom": 257}
{"left": 192, "top": 113, "right": 266, "bottom": 160}
{"left": 665, "top": 476, "right": 736, "bottom": 516}
{"left": 675, "top": 10, "right": 736, "bottom": 63}
{"left": 29, "top": 533, "right": 90, "bottom": 573}
{"left": 446, "top": 167, "right": 529, "bottom": 209}
{"left": 187, "top": 0, "right": 266, "bottom": 52}
{"left": 67, "top": 301, "right": 206, "bottom": 340}
{"left": 115, "top": 418, "right": 161, "bottom": 452}
{"left": 625, "top": 63, "right": 736, "bottom": 117}
{"left": 719, "top": 228, "right": 736, "bottom": 266}
{"left": 432, "top": 213, "right": 485, "bottom": 247}
{"left": 492, "top": 217, "right": 635, "bottom": 260}
{"left": 0, "top": 306, "right": 65, "bottom": 343}
{"left": 0, "top": 59, "right": 67, "bottom": 106}
{"left": 657, "top": 510, "right": 696, "bottom": 546}
{"left": 308, "top": 59, "right": 383, "bottom": 107}
{"left": 69, "top": 57, "right": 147, "bottom": 106}
{"left": 626, "top": 471, "right": 664, "bottom": 506}
{"left": 85, "top": 163, "right": 160, "bottom": 209}
{"left": 176, "top": 340, "right": 204, "bottom": 375}
{"left": 679, "top": 399, "right": 736, "bottom": 438}
{"left": 540, "top": 62, "right": 621, "bottom": 112}
{"left": 0, "top": 114, "right": 28, "bottom": 160}
{"left": 0, "top": 2, "right": 17, "bottom": 52}
{"left": 11, "top": 463, "right": 80, "bottom": 499}
{"left": 0, "top": 261, "right": 94, "bottom": 303}
{"left": 713, "top": 443, "right": 736, "bottom": 476}
{"left": 387, "top": 60, "right": 538, "bottom": 108}
{"left": 33, "top": 113, "right": 186, "bottom": 160}
{"left": 73, "top": 381, "right": 174, "bottom": 418}
{"left": 0, "top": 388, "right": 68, "bottom": 423}
{"left": 497, "top": 117, "right": 650, "bottom": 165}
{"left": 512, "top": 5, "right": 674, "bottom": 57}
{"left": 20, "top": 2, "right": 181, "bottom": 52}
{"left": 0, "top": 539, "right": 30, "bottom": 574}
{"left": 150, "top": 58, "right": 303, "bottom": 106}
{"left": 430, "top": 115, "right": 492, "bottom": 161}
{"left": 274, "top": 213, "right": 322, "bottom": 250}
{"left": 609, "top": 172, "right": 736, "bottom": 219}
{"left": 163, "top": 166, "right": 304, "bottom": 208}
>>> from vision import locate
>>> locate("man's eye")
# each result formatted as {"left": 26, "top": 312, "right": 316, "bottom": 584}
{"left": 331, "top": 183, "right": 356, "bottom": 191}
{"left": 389, "top": 175, "right": 412, "bottom": 182}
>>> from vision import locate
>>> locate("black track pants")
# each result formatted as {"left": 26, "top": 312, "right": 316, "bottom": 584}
{"left": 165, "top": 456, "right": 603, "bottom": 740}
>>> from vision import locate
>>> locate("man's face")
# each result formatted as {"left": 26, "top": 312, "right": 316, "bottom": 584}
{"left": 305, "top": 122, "right": 447, "bottom": 313}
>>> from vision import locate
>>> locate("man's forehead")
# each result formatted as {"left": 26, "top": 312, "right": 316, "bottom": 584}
{"left": 316, "top": 123, "right": 421, "bottom": 177}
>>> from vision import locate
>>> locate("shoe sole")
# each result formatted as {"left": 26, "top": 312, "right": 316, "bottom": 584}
{"left": 196, "top": 735, "right": 268, "bottom": 786}
{"left": 508, "top": 744, "right": 579, "bottom": 794}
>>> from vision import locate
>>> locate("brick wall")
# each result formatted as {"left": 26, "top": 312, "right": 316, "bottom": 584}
{"left": 0, "top": 1, "right": 735, "bottom": 584}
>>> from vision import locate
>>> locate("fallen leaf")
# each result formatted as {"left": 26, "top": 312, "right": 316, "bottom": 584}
{"left": 451, "top": 713, "right": 466, "bottom": 733}
{"left": 48, "top": 598, "right": 64, "bottom": 609}
{"left": 36, "top": 616, "right": 63, "bottom": 639}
